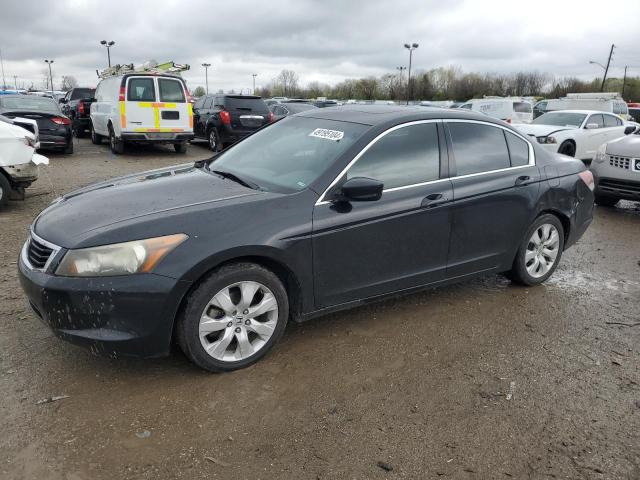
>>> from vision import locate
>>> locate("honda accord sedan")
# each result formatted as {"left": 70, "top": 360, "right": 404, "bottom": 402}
{"left": 19, "top": 106, "right": 595, "bottom": 372}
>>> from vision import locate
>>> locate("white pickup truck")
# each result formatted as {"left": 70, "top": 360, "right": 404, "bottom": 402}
{"left": 0, "top": 115, "right": 49, "bottom": 207}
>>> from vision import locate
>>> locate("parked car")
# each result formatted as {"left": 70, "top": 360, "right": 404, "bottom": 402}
{"left": 18, "top": 106, "right": 594, "bottom": 372}
{"left": 0, "top": 117, "right": 48, "bottom": 206}
{"left": 60, "top": 88, "right": 95, "bottom": 137}
{"left": 314, "top": 100, "right": 339, "bottom": 108}
{"left": 627, "top": 103, "right": 640, "bottom": 123}
{"left": 269, "top": 102, "right": 317, "bottom": 120}
{"left": 192, "top": 94, "right": 273, "bottom": 151}
{"left": 90, "top": 73, "right": 193, "bottom": 154}
{"left": 0, "top": 94, "right": 73, "bottom": 153}
{"left": 459, "top": 98, "right": 533, "bottom": 123}
{"left": 516, "top": 110, "right": 633, "bottom": 160}
{"left": 590, "top": 129, "right": 640, "bottom": 206}
{"left": 545, "top": 93, "right": 630, "bottom": 120}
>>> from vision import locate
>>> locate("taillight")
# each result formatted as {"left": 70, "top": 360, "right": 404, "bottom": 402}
{"left": 119, "top": 85, "right": 125, "bottom": 101}
{"left": 505, "top": 118, "right": 512, "bottom": 123}
{"left": 268, "top": 112, "right": 275, "bottom": 123}
{"left": 78, "top": 102, "right": 85, "bottom": 114}
{"left": 219, "top": 110, "right": 231, "bottom": 124}
{"left": 51, "top": 117, "right": 71, "bottom": 125}
{"left": 578, "top": 170, "right": 595, "bottom": 191}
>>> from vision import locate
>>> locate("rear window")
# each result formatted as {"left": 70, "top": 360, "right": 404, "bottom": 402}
{"left": 513, "top": 102, "right": 532, "bottom": 113}
{"left": 70, "top": 88, "right": 95, "bottom": 100}
{"left": 158, "top": 78, "right": 185, "bottom": 102}
{"left": 0, "top": 96, "right": 60, "bottom": 113}
{"left": 603, "top": 114, "right": 622, "bottom": 127}
{"left": 127, "top": 78, "right": 155, "bottom": 102}
{"left": 223, "top": 96, "right": 269, "bottom": 113}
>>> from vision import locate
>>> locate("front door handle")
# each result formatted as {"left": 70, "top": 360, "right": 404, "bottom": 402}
{"left": 421, "top": 193, "right": 449, "bottom": 208}
{"left": 515, "top": 175, "right": 531, "bottom": 186}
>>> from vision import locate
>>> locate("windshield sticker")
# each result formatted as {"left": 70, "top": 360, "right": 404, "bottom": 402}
{"left": 309, "top": 128, "right": 344, "bottom": 141}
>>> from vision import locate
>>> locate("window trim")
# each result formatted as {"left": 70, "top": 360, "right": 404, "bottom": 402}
{"left": 157, "top": 77, "right": 186, "bottom": 103}
{"left": 315, "top": 119, "right": 442, "bottom": 205}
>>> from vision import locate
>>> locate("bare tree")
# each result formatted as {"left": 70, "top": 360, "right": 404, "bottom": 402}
{"left": 276, "top": 69, "right": 299, "bottom": 97}
{"left": 60, "top": 75, "right": 78, "bottom": 90}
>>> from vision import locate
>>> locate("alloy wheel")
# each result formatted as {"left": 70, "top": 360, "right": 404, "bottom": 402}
{"left": 199, "top": 281, "right": 279, "bottom": 362}
{"left": 525, "top": 223, "right": 560, "bottom": 278}
{"left": 209, "top": 130, "right": 217, "bottom": 150}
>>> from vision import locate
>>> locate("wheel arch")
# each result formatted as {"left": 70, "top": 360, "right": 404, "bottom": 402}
{"left": 535, "top": 208, "right": 571, "bottom": 245}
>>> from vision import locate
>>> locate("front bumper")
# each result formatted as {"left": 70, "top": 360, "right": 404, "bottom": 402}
{"left": 591, "top": 159, "right": 640, "bottom": 201}
{"left": 18, "top": 242, "right": 191, "bottom": 358}
{"left": 2, "top": 161, "right": 39, "bottom": 184}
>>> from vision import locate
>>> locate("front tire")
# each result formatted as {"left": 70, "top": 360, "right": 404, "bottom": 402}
{"left": 594, "top": 194, "right": 619, "bottom": 207}
{"left": 558, "top": 141, "right": 576, "bottom": 157}
{"left": 177, "top": 263, "right": 289, "bottom": 372}
{"left": 510, "top": 214, "right": 565, "bottom": 286}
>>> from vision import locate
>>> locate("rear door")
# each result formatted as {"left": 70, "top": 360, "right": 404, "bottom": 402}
{"left": 602, "top": 114, "right": 626, "bottom": 142}
{"left": 123, "top": 76, "right": 157, "bottom": 132}
{"left": 156, "top": 77, "right": 192, "bottom": 133}
{"left": 223, "top": 96, "right": 270, "bottom": 133}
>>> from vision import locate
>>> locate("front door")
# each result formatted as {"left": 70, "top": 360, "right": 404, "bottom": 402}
{"left": 312, "top": 121, "right": 453, "bottom": 309}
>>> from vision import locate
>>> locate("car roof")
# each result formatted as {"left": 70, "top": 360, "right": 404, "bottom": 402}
{"left": 295, "top": 104, "right": 501, "bottom": 126}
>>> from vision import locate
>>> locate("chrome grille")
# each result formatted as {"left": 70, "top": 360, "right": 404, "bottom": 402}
{"left": 608, "top": 155, "right": 631, "bottom": 170}
{"left": 27, "top": 237, "right": 53, "bottom": 269}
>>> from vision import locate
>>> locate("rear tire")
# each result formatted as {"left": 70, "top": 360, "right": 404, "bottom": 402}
{"left": 208, "top": 128, "right": 222, "bottom": 152}
{"left": 63, "top": 139, "right": 74, "bottom": 154}
{"left": 109, "top": 126, "right": 124, "bottom": 155}
{"left": 509, "top": 214, "right": 565, "bottom": 286}
{"left": 0, "top": 174, "right": 11, "bottom": 207}
{"left": 177, "top": 262, "right": 289, "bottom": 372}
{"left": 90, "top": 124, "right": 102, "bottom": 145}
{"left": 594, "top": 194, "right": 619, "bottom": 207}
{"left": 174, "top": 142, "right": 187, "bottom": 154}
{"left": 558, "top": 141, "right": 576, "bottom": 157}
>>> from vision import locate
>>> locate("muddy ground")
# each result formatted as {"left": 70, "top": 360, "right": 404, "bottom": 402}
{"left": 1, "top": 137, "right": 639, "bottom": 480}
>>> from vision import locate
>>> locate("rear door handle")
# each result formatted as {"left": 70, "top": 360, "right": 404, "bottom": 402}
{"left": 515, "top": 175, "right": 531, "bottom": 186}
{"left": 421, "top": 193, "right": 449, "bottom": 208}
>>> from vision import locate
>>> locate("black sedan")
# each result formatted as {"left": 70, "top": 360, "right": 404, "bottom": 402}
{"left": 18, "top": 106, "right": 594, "bottom": 372}
{"left": 0, "top": 95, "right": 73, "bottom": 153}
{"left": 269, "top": 101, "right": 317, "bottom": 120}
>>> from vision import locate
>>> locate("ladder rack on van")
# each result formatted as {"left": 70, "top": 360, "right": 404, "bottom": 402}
{"left": 96, "top": 61, "right": 190, "bottom": 79}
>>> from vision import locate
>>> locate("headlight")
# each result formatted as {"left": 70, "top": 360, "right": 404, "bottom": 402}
{"left": 593, "top": 143, "right": 607, "bottom": 164}
{"left": 536, "top": 136, "right": 557, "bottom": 144}
{"left": 55, "top": 234, "right": 188, "bottom": 277}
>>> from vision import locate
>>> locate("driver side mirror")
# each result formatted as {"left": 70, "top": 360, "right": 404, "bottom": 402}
{"left": 624, "top": 126, "right": 636, "bottom": 135}
{"left": 334, "top": 177, "right": 383, "bottom": 202}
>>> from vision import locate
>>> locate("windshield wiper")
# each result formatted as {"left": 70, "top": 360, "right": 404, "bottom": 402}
{"left": 209, "top": 169, "right": 261, "bottom": 190}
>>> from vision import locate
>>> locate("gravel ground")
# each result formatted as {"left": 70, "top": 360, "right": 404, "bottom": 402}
{"left": 1, "top": 137, "right": 639, "bottom": 480}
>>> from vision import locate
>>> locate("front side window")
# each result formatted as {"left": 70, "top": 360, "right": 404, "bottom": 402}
{"left": 505, "top": 131, "right": 529, "bottom": 167}
{"left": 533, "top": 112, "right": 586, "bottom": 127}
{"left": 448, "top": 122, "right": 510, "bottom": 176}
{"left": 347, "top": 122, "right": 440, "bottom": 189}
{"left": 587, "top": 114, "right": 604, "bottom": 128}
{"left": 158, "top": 78, "right": 185, "bottom": 102}
{"left": 127, "top": 78, "right": 156, "bottom": 102}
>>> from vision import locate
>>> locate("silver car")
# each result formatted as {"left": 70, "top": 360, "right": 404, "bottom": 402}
{"left": 590, "top": 131, "right": 640, "bottom": 206}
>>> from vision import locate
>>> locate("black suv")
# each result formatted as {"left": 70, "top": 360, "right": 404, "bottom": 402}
{"left": 193, "top": 95, "right": 273, "bottom": 151}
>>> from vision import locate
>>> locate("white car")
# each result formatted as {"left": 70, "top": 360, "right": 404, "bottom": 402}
{"left": 0, "top": 117, "right": 49, "bottom": 206}
{"left": 515, "top": 110, "right": 633, "bottom": 160}
{"left": 90, "top": 72, "right": 194, "bottom": 154}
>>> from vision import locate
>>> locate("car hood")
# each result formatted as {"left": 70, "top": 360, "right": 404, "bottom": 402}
{"left": 34, "top": 164, "right": 263, "bottom": 247}
{"left": 516, "top": 124, "right": 577, "bottom": 137}
{"left": 605, "top": 134, "right": 640, "bottom": 156}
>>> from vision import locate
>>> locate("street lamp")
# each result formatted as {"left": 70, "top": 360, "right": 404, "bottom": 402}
{"left": 100, "top": 40, "right": 115, "bottom": 68}
{"left": 44, "top": 59, "right": 54, "bottom": 92}
{"left": 252, "top": 73, "right": 257, "bottom": 94}
{"left": 202, "top": 63, "right": 211, "bottom": 94}
{"left": 404, "top": 42, "right": 419, "bottom": 105}
{"left": 589, "top": 60, "right": 606, "bottom": 71}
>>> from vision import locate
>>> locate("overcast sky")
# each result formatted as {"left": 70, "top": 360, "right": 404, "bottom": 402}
{"left": 0, "top": 0, "right": 638, "bottom": 92}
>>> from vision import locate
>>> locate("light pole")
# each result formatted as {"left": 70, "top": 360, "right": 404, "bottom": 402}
{"left": 100, "top": 40, "right": 115, "bottom": 68}
{"left": 396, "top": 66, "right": 406, "bottom": 102}
{"left": 44, "top": 59, "right": 54, "bottom": 92}
{"left": 252, "top": 73, "right": 257, "bottom": 94}
{"left": 404, "top": 43, "right": 419, "bottom": 105}
{"left": 202, "top": 63, "right": 211, "bottom": 94}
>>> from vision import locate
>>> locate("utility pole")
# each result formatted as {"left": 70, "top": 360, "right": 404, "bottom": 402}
{"left": 252, "top": 74, "right": 257, "bottom": 94}
{"left": 600, "top": 43, "right": 615, "bottom": 92}
{"left": 621, "top": 66, "right": 628, "bottom": 99}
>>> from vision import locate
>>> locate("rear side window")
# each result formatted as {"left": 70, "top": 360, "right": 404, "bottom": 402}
{"left": 603, "top": 114, "right": 622, "bottom": 127}
{"left": 460, "top": 104, "right": 472, "bottom": 110}
{"left": 513, "top": 102, "right": 532, "bottom": 113}
{"left": 158, "top": 78, "right": 185, "bottom": 102}
{"left": 347, "top": 122, "right": 440, "bottom": 189}
{"left": 127, "top": 78, "right": 155, "bottom": 102}
{"left": 448, "top": 122, "right": 510, "bottom": 176}
{"left": 587, "top": 114, "right": 604, "bottom": 128}
{"left": 505, "top": 131, "right": 529, "bottom": 167}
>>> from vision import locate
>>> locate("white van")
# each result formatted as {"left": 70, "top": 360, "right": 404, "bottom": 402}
{"left": 459, "top": 98, "right": 533, "bottom": 124}
{"left": 90, "top": 73, "right": 194, "bottom": 154}
{"left": 545, "top": 93, "right": 630, "bottom": 120}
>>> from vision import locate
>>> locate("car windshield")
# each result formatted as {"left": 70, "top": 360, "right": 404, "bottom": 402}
{"left": 208, "top": 116, "right": 368, "bottom": 193}
{"left": 0, "top": 96, "right": 60, "bottom": 113}
{"left": 533, "top": 112, "right": 586, "bottom": 127}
